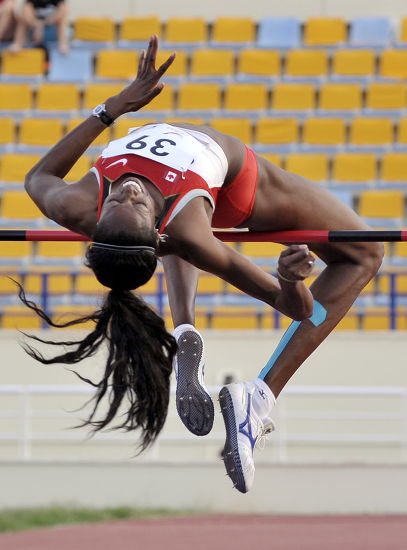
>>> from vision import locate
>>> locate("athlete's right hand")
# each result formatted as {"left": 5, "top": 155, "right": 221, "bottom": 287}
{"left": 105, "top": 35, "right": 175, "bottom": 118}
{"left": 277, "top": 244, "right": 315, "bottom": 282}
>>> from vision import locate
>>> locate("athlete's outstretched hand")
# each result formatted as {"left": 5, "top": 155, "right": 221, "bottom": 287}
{"left": 106, "top": 35, "right": 175, "bottom": 117}
{"left": 277, "top": 244, "right": 315, "bottom": 282}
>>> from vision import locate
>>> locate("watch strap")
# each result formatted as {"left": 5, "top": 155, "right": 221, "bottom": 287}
{"left": 97, "top": 109, "right": 114, "bottom": 127}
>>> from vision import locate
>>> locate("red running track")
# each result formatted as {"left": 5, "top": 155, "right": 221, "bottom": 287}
{"left": 1, "top": 515, "right": 407, "bottom": 550}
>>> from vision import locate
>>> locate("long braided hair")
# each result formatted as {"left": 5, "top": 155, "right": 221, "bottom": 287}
{"left": 17, "top": 224, "right": 177, "bottom": 452}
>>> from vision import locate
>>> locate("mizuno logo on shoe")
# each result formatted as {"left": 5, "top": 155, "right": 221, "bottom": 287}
{"left": 238, "top": 394, "right": 258, "bottom": 451}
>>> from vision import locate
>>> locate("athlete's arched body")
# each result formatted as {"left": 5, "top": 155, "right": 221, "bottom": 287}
{"left": 22, "top": 37, "right": 383, "bottom": 492}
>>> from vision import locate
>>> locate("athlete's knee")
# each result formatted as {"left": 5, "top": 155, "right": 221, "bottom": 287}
{"left": 353, "top": 241, "right": 383, "bottom": 282}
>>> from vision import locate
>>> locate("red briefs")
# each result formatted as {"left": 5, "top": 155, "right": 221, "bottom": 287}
{"left": 211, "top": 146, "right": 258, "bottom": 228}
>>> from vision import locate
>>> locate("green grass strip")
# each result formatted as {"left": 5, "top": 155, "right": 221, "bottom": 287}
{"left": 0, "top": 506, "right": 188, "bottom": 533}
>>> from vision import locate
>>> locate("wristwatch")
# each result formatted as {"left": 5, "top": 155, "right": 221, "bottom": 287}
{"left": 92, "top": 104, "right": 114, "bottom": 126}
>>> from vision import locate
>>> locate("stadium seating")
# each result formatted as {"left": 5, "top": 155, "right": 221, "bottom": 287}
{"left": 257, "top": 17, "right": 301, "bottom": 49}
{"left": 164, "top": 17, "right": 207, "bottom": 46}
{"left": 190, "top": 50, "right": 234, "bottom": 81}
{"left": 1, "top": 14, "right": 407, "bottom": 331}
{"left": 284, "top": 50, "right": 328, "bottom": 81}
{"left": 303, "top": 18, "right": 347, "bottom": 47}
{"left": 36, "top": 83, "right": 81, "bottom": 113}
{"left": 236, "top": 49, "right": 280, "bottom": 82}
{"left": 1, "top": 49, "right": 46, "bottom": 81}
{"left": 210, "top": 17, "right": 256, "bottom": 47}
{"left": 118, "top": 16, "right": 161, "bottom": 46}
{"left": 349, "top": 17, "right": 394, "bottom": 48}
{"left": 331, "top": 49, "right": 376, "bottom": 82}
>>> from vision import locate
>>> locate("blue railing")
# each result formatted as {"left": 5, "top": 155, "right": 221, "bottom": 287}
{"left": 1, "top": 269, "right": 407, "bottom": 329}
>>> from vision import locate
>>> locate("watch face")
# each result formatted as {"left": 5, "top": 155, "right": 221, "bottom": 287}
{"left": 93, "top": 104, "right": 105, "bottom": 115}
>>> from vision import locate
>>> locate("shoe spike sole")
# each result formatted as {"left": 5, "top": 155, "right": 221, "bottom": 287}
{"left": 176, "top": 331, "right": 214, "bottom": 436}
{"left": 219, "top": 386, "right": 247, "bottom": 493}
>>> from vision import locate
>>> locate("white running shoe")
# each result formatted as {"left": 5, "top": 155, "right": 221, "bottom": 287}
{"left": 174, "top": 329, "right": 214, "bottom": 436}
{"left": 219, "top": 382, "right": 275, "bottom": 493}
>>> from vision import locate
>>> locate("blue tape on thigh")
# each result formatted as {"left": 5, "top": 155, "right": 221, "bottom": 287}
{"left": 258, "top": 300, "right": 327, "bottom": 380}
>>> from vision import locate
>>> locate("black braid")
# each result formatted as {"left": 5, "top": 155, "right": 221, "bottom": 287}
{"left": 16, "top": 280, "right": 176, "bottom": 452}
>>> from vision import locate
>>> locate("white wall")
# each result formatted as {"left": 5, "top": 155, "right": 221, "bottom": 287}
{"left": 68, "top": 0, "right": 407, "bottom": 21}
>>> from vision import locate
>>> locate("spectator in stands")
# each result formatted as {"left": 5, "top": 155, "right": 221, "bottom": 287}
{"left": 9, "top": 0, "right": 69, "bottom": 53}
{"left": 19, "top": 36, "right": 383, "bottom": 493}
{"left": 0, "top": 0, "right": 17, "bottom": 42}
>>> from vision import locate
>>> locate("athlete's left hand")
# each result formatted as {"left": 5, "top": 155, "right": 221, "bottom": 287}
{"left": 105, "top": 35, "right": 175, "bottom": 117}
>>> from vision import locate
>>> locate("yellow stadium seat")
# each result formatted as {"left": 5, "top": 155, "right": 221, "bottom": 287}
{"left": 240, "top": 242, "right": 284, "bottom": 258}
{"left": 137, "top": 275, "right": 159, "bottom": 295}
{"left": 36, "top": 241, "right": 85, "bottom": 262}
{"left": 19, "top": 118, "right": 64, "bottom": 147}
{"left": 379, "top": 50, "right": 407, "bottom": 79}
{"left": 197, "top": 274, "right": 225, "bottom": 294}
{"left": 36, "top": 83, "right": 80, "bottom": 112}
{"left": 0, "top": 153, "right": 40, "bottom": 182}
{"left": 358, "top": 190, "right": 404, "bottom": 219}
{"left": 82, "top": 84, "right": 123, "bottom": 111}
{"left": 396, "top": 118, "right": 407, "bottom": 147}
{"left": 164, "top": 305, "right": 210, "bottom": 331}
{"left": 259, "top": 153, "right": 282, "bottom": 167}
{"left": 73, "top": 17, "right": 115, "bottom": 42}
{"left": 237, "top": 49, "right": 280, "bottom": 80}
{"left": 2, "top": 306, "right": 42, "bottom": 329}
{"left": 95, "top": 50, "right": 138, "bottom": 80}
{"left": 255, "top": 118, "right": 298, "bottom": 146}
{"left": 332, "top": 153, "right": 377, "bottom": 182}
{"left": 190, "top": 49, "right": 234, "bottom": 79}
{"left": 304, "top": 17, "right": 347, "bottom": 46}
{"left": 349, "top": 117, "right": 393, "bottom": 146}
{"left": 1, "top": 48, "right": 45, "bottom": 78}
{"left": 284, "top": 49, "right": 328, "bottom": 78}
{"left": 156, "top": 50, "right": 187, "bottom": 79}
{"left": 224, "top": 83, "right": 268, "bottom": 112}
{"left": 272, "top": 83, "right": 315, "bottom": 111}
{"left": 302, "top": 118, "right": 345, "bottom": 146}
{"left": 285, "top": 153, "right": 329, "bottom": 181}
{"left": 380, "top": 153, "right": 407, "bottom": 181}
{"left": 334, "top": 313, "right": 359, "bottom": 330}
{"left": 0, "top": 274, "right": 22, "bottom": 293}
{"left": 51, "top": 305, "right": 96, "bottom": 329}
{"left": 210, "top": 306, "right": 261, "bottom": 329}
{"left": 0, "top": 241, "right": 32, "bottom": 263}
{"left": 210, "top": 118, "right": 252, "bottom": 143}
{"left": 211, "top": 17, "right": 255, "bottom": 44}
{"left": 119, "top": 16, "right": 161, "bottom": 42}
{"left": 46, "top": 274, "right": 73, "bottom": 294}
{"left": 400, "top": 18, "right": 407, "bottom": 43}
{"left": 142, "top": 84, "right": 174, "bottom": 111}
{"left": 65, "top": 156, "right": 92, "bottom": 182}
{"left": 392, "top": 242, "right": 407, "bottom": 261}
{"left": 319, "top": 83, "right": 362, "bottom": 111}
{"left": 1, "top": 190, "right": 43, "bottom": 219}
{"left": 165, "top": 18, "right": 207, "bottom": 43}
{"left": 365, "top": 83, "right": 407, "bottom": 111}
{"left": 0, "top": 83, "right": 32, "bottom": 111}
{"left": 75, "top": 274, "right": 106, "bottom": 294}
{"left": 331, "top": 49, "right": 375, "bottom": 80}
{"left": 177, "top": 83, "right": 221, "bottom": 111}
{"left": 111, "top": 119, "right": 156, "bottom": 140}
{"left": 361, "top": 308, "right": 391, "bottom": 330}
{"left": 65, "top": 118, "right": 110, "bottom": 147}
{"left": 0, "top": 117, "right": 15, "bottom": 145}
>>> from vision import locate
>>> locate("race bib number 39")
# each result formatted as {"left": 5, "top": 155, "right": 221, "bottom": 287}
{"left": 101, "top": 125, "right": 207, "bottom": 173}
